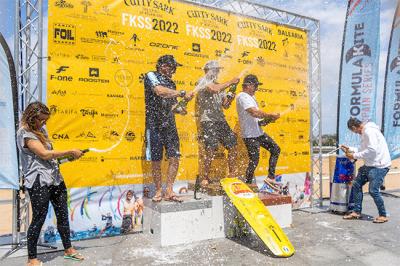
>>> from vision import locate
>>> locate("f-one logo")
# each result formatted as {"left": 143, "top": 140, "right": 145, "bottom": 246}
{"left": 53, "top": 23, "right": 76, "bottom": 45}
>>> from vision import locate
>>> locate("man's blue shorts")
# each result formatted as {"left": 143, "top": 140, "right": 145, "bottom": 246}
{"left": 145, "top": 126, "right": 180, "bottom": 161}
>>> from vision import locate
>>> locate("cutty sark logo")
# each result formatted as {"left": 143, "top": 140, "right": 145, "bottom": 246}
{"left": 55, "top": 0, "right": 73, "bottom": 8}
{"left": 124, "top": 0, "right": 175, "bottom": 15}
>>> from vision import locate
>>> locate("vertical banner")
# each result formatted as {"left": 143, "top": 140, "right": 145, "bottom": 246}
{"left": 0, "top": 33, "right": 19, "bottom": 190}
{"left": 383, "top": 5, "right": 400, "bottom": 160}
{"left": 337, "top": 0, "right": 381, "bottom": 148}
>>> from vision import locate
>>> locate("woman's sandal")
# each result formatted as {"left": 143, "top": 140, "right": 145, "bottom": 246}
{"left": 372, "top": 216, "right": 388, "bottom": 223}
{"left": 152, "top": 194, "right": 162, "bottom": 203}
{"left": 64, "top": 252, "right": 84, "bottom": 261}
{"left": 164, "top": 194, "right": 183, "bottom": 203}
{"left": 27, "top": 261, "right": 43, "bottom": 266}
{"left": 343, "top": 212, "right": 361, "bottom": 220}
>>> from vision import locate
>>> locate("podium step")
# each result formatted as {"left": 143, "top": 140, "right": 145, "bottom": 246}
{"left": 143, "top": 192, "right": 225, "bottom": 246}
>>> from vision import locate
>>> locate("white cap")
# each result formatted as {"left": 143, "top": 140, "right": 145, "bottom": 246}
{"left": 203, "top": 60, "right": 223, "bottom": 70}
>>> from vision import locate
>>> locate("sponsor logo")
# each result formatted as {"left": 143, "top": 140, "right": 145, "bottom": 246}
{"left": 130, "top": 156, "right": 145, "bottom": 160}
{"left": 55, "top": 0, "right": 74, "bottom": 8}
{"left": 345, "top": 24, "right": 370, "bottom": 63}
{"left": 237, "top": 21, "right": 272, "bottom": 34}
{"left": 130, "top": 33, "right": 140, "bottom": 46}
{"left": 81, "top": 0, "right": 92, "bottom": 13}
{"left": 107, "top": 29, "right": 124, "bottom": 36}
{"left": 80, "top": 156, "right": 98, "bottom": 162}
{"left": 49, "top": 51, "right": 70, "bottom": 59}
{"left": 51, "top": 90, "right": 67, "bottom": 96}
{"left": 125, "top": 131, "right": 136, "bottom": 142}
{"left": 186, "top": 10, "right": 228, "bottom": 26}
{"left": 256, "top": 56, "right": 265, "bottom": 67}
{"left": 241, "top": 51, "right": 250, "bottom": 57}
{"left": 101, "top": 112, "right": 119, "bottom": 118}
{"left": 390, "top": 56, "right": 400, "bottom": 72}
{"left": 49, "top": 105, "right": 77, "bottom": 115}
{"left": 103, "top": 130, "right": 120, "bottom": 141}
{"left": 53, "top": 23, "right": 75, "bottom": 45}
{"left": 124, "top": 0, "right": 175, "bottom": 15}
{"left": 115, "top": 69, "right": 134, "bottom": 87}
{"left": 78, "top": 68, "right": 109, "bottom": 83}
{"left": 112, "top": 56, "right": 121, "bottom": 64}
{"left": 80, "top": 108, "right": 98, "bottom": 117}
{"left": 92, "top": 55, "right": 107, "bottom": 62}
{"left": 277, "top": 29, "right": 304, "bottom": 39}
{"left": 192, "top": 43, "right": 201, "bottom": 52}
{"left": 107, "top": 94, "right": 124, "bottom": 98}
{"left": 230, "top": 182, "right": 255, "bottom": 199}
{"left": 56, "top": 66, "right": 69, "bottom": 73}
{"left": 76, "top": 131, "right": 96, "bottom": 139}
{"left": 149, "top": 42, "right": 179, "bottom": 50}
{"left": 215, "top": 48, "right": 232, "bottom": 58}
{"left": 238, "top": 51, "right": 252, "bottom": 65}
{"left": 50, "top": 66, "right": 73, "bottom": 82}
{"left": 76, "top": 54, "right": 89, "bottom": 60}
{"left": 95, "top": 31, "right": 108, "bottom": 38}
{"left": 184, "top": 48, "right": 209, "bottom": 58}
{"left": 52, "top": 133, "right": 69, "bottom": 140}
{"left": 89, "top": 68, "right": 99, "bottom": 77}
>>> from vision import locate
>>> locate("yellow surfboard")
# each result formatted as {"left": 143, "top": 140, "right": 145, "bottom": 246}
{"left": 221, "top": 178, "right": 295, "bottom": 257}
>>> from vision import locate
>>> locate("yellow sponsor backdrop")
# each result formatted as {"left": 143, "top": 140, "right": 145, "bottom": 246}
{"left": 47, "top": 0, "right": 310, "bottom": 188}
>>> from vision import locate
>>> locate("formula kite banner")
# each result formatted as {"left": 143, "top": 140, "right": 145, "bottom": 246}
{"left": 0, "top": 33, "right": 19, "bottom": 190}
{"left": 337, "top": 0, "right": 380, "bottom": 148}
{"left": 383, "top": 4, "right": 400, "bottom": 160}
{"left": 47, "top": 0, "right": 310, "bottom": 188}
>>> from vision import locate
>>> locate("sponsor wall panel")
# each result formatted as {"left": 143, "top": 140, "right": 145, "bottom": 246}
{"left": 383, "top": 5, "right": 400, "bottom": 160}
{"left": 337, "top": 0, "right": 380, "bottom": 148}
{"left": 47, "top": 0, "right": 311, "bottom": 187}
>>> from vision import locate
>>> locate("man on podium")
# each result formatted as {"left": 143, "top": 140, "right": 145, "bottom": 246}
{"left": 195, "top": 60, "right": 240, "bottom": 187}
{"left": 144, "top": 55, "right": 193, "bottom": 202}
{"left": 236, "top": 74, "right": 281, "bottom": 187}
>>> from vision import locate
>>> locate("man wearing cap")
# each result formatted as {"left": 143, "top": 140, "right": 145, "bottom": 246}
{"left": 236, "top": 74, "right": 280, "bottom": 185}
{"left": 195, "top": 60, "right": 240, "bottom": 187}
{"left": 144, "top": 54, "right": 194, "bottom": 202}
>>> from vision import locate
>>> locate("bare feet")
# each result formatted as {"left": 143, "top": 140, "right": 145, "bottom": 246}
{"left": 27, "top": 259, "right": 42, "bottom": 266}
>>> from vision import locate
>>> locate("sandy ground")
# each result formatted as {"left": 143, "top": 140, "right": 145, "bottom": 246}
{"left": 1, "top": 158, "right": 400, "bottom": 235}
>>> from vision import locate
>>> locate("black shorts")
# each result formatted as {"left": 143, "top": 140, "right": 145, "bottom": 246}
{"left": 145, "top": 126, "right": 180, "bottom": 161}
{"left": 200, "top": 121, "right": 237, "bottom": 151}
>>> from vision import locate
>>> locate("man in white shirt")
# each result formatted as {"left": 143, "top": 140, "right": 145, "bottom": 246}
{"left": 236, "top": 74, "right": 280, "bottom": 185}
{"left": 341, "top": 117, "right": 391, "bottom": 223}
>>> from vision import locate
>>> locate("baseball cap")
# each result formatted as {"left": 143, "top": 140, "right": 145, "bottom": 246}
{"left": 243, "top": 74, "right": 263, "bottom": 85}
{"left": 203, "top": 60, "right": 223, "bottom": 70}
{"left": 157, "top": 55, "right": 182, "bottom": 67}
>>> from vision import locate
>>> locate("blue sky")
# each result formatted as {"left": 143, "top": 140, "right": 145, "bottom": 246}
{"left": 0, "top": 0, "right": 397, "bottom": 134}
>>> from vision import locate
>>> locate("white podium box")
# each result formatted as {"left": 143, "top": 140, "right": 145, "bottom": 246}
{"left": 143, "top": 193, "right": 225, "bottom": 247}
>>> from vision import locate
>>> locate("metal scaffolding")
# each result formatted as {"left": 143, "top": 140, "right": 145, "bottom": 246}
{"left": 187, "top": 0, "right": 323, "bottom": 207}
{"left": 11, "top": 0, "right": 44, "bottom": 250}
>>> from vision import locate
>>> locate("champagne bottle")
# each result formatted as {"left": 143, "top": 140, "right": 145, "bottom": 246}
{"left": 226, "top": 83, "right": 237, "bottom": 100}
{"left": 172, "top": 99, "right": 189, "bottom": 115}
{"left": 57, "top": 149, "right": 89, "bottom": 164}
{"left": 258, "top": 117, "right": 275, "bottom": 127}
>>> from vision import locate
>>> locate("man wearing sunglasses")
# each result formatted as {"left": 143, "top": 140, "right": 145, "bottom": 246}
{"left": 236, "top": 74, "right": 280, "bottom": 186}
{"left": 144, "top": 54, "right": 193, "bottom": 203}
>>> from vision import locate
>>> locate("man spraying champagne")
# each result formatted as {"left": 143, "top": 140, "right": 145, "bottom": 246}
{"left": 195, "top": 60, "right": 240, "bottom": 187}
